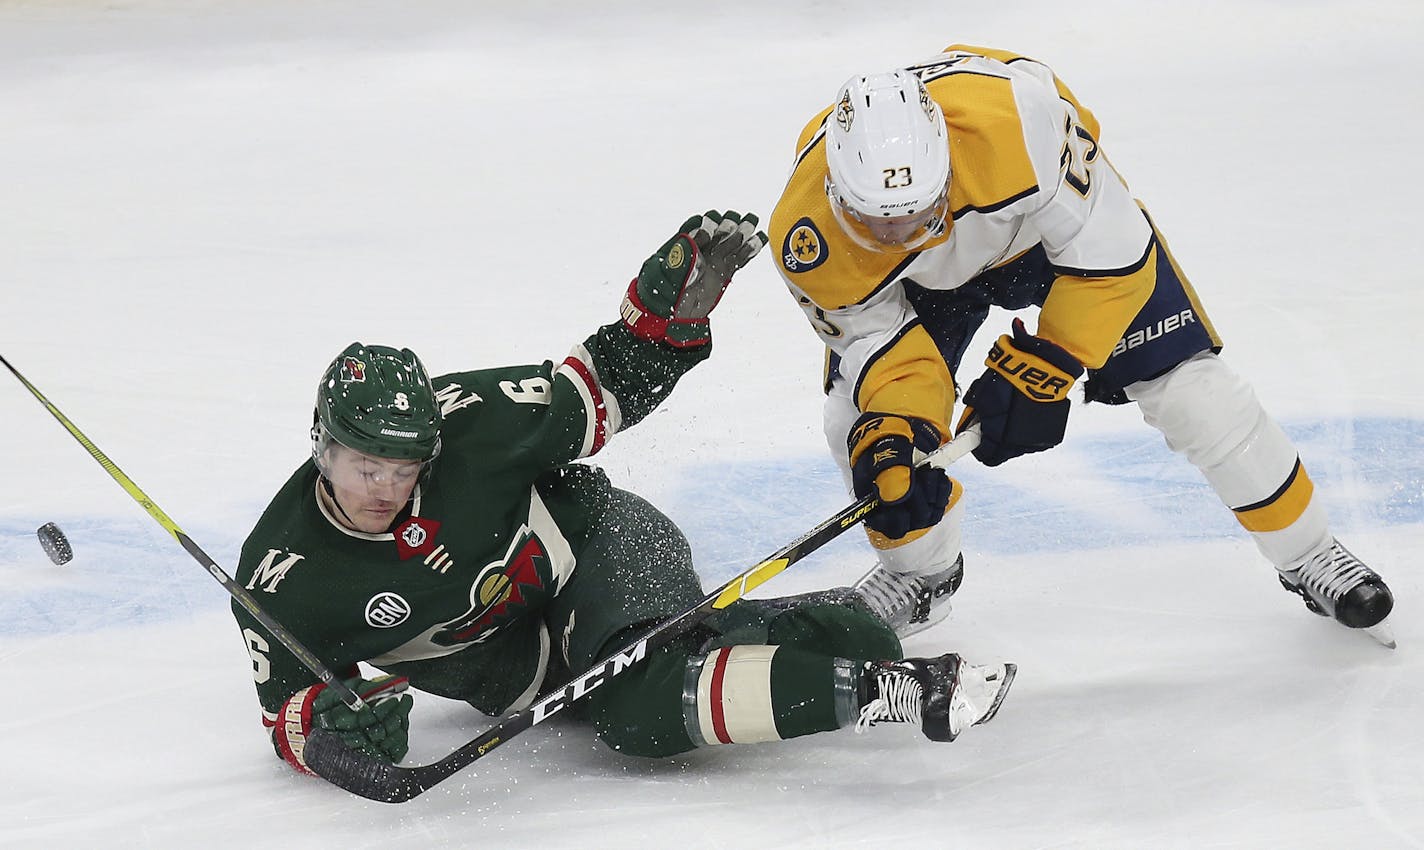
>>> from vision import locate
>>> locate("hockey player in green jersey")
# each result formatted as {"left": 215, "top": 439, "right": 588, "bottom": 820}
{"left": 232, "top": 211, "right": 1015, "bottom": 778}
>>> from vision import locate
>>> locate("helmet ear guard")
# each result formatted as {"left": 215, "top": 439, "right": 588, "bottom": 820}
{"left": 311, "top": 342, "right": 443, "bottom": 474}
{"left": 824, "top": 70, "right": 951, "bottom": 253}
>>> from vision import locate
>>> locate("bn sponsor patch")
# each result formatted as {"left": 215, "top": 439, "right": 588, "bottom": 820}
{"left": 365, "top": 592, "right": 412, "bottom": 628}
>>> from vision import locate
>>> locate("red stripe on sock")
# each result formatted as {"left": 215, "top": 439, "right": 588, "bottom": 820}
{"left": 709, "top": 648, "right": 733, "bottom": 745}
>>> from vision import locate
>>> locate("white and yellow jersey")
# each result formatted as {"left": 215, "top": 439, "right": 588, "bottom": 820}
{"left": 770, "top": 45, "right": 1160, "bottom": 435}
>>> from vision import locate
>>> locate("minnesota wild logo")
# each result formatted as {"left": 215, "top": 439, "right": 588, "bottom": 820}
{"left": 338, "top": 357, "right": 366, "bottom": 383}
{"left": 433, "top": 528, "right": 550, "bottom": 646}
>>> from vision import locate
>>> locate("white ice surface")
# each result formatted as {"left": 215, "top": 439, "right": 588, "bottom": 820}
{"left": 2, "top": 2, "right": 1422, "bottom": 848}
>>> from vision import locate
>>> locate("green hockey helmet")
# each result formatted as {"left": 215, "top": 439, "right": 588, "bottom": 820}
{"left": 312, "top": 342, "right": 443, "bottom": 466}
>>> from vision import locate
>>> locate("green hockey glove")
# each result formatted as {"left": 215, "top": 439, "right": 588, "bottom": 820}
{"left": 620, "top": 210, "right": 768, "bottom": 348}
{"left": 271, "top": 674, "right": 412, "bottom": 776}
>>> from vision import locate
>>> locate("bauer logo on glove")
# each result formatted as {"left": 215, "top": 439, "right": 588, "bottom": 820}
{"left": 958, "top": 318, "right": 1084, "bottom": 467}
{"left": 984, "top": 333, "right": 1076, "bottom": 401}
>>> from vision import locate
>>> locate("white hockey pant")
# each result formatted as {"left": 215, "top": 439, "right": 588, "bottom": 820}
{"left": 1125, "top": 351, "right": 1330, "bottom": 566}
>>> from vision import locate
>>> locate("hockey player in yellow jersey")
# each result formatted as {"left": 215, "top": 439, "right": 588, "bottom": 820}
{"left": 769, "top": 44, "right": 1395, "bottom": 645}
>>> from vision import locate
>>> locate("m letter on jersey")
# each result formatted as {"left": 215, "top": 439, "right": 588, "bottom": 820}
{"left": 246, "top": 549, "right": 305, "bottom": 593}
{"left": 435, "top": 382, "right": 482, "bottom": 417}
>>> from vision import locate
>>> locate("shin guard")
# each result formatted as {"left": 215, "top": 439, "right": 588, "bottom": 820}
{"left": 1127, "top": 352, "right": 1329, "bottom": 564}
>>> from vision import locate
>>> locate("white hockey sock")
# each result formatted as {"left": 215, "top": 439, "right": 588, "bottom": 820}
{"left": 1127, "top": 352, "right": 1330, "bottom": 565}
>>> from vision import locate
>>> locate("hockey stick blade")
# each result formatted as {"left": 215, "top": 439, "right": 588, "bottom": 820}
{"left": 1, "top": 353, "right": 369, "bottom": 712}
{"left": 303, "top": 430, "right": 981, "bottom": 803}
{"left": 304, "top": 730, "right": 422, "bottom": 803}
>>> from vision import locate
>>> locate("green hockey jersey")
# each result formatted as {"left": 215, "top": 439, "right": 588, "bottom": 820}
{"left": 232, "top": 322, "right": 709, "bottom": 732}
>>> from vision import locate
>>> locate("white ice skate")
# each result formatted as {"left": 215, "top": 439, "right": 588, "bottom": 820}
{"left": 1277, "top": 537, "right": 1395, "bottom": 648}
{"left": 855, "top": 653, "right": 1016, "bottom": 742}
{"left": 853, "top": 554, "right": 963, "bottom": 638}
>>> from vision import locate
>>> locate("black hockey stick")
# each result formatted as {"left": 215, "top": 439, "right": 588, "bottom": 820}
{"left": 303, "top": 428, "right": 982, "bottom": 803}
{"left": 1, "top": 353, "right": 371, "bottom": 713}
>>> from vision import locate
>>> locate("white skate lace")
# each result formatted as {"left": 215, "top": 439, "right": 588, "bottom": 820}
{"left": 854, "top": 567, "right": 922, "bottom": 620}
{"left": 1294, "top": 541, "right": 1373, "bottom": 602}
{"left": 854, "top": 671, "right": 923, "bottom": 734}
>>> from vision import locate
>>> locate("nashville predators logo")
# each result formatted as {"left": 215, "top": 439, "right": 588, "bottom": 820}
{"left": 782, "top": 217, "right": 827, "bottom": 273}
{"left": 433, "top": 528, "right": 550, "bottom": 646}
{"left": 917, "top": 81, "right": 936, "bottom": 122}
{"left": 834, "top": 90, "right": 854, "bottom": 133}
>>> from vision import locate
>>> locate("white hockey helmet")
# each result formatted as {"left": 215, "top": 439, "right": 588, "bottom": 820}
{"left": 824, "top": 71, "right": 951, "bottom": 253}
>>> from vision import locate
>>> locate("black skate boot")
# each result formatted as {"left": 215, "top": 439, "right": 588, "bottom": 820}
{"left": 853, "top": 554, "right": 964, "bottom": 638}
{"left": 855, "top": 653, "right": 1015, "bottom": 742}
{"left": 1277, "top": 537, "right": 1395, "bottom": 647}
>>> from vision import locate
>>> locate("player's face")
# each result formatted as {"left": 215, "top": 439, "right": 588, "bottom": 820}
{"left": 828, "top": 184, "right": 950, "bottom": 254}
{"left": 321, "top": 444, "right": 422, "bottom": 533}
{"left": 864, "top": 211, "right": 938, "bottom": 245}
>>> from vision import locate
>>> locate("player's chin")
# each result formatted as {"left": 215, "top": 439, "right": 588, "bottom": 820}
{"left": 358, "top": 509, "right": 396, "bottom": 532}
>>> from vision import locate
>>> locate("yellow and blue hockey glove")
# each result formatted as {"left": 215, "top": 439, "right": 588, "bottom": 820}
{"left": 272, "top": 674, "right": 412, "bottom": 776}
{"left": 620, "top": 210, "right": 768, "bottom": 348}
{"left": 957, "top": 318, "right": 1084, "bottom": 467}
{"left": 849, "top": 412, "right": 952, "bottom": 541}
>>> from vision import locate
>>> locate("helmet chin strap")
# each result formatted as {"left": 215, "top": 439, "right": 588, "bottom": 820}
{"left": 319, "top": 476, "right": 359, "bottom": 527}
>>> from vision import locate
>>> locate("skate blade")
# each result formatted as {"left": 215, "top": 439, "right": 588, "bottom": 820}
{"left": 972, "top": 662, "right": 1017, "bottom": 726}
{"left": 1364, "top": 619, "right": 1396, "bottom": 649}
{"left": 895, "top": 603, "right": 954, "bottom": 639}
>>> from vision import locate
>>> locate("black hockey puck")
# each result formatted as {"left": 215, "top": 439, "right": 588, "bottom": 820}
{"left": 37, "top": 522, "right": 73, "bottom": 565}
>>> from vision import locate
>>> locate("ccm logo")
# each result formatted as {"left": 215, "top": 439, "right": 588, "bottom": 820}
{"left": 987, "top": 345, "right": 1071, "bottom": 402}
